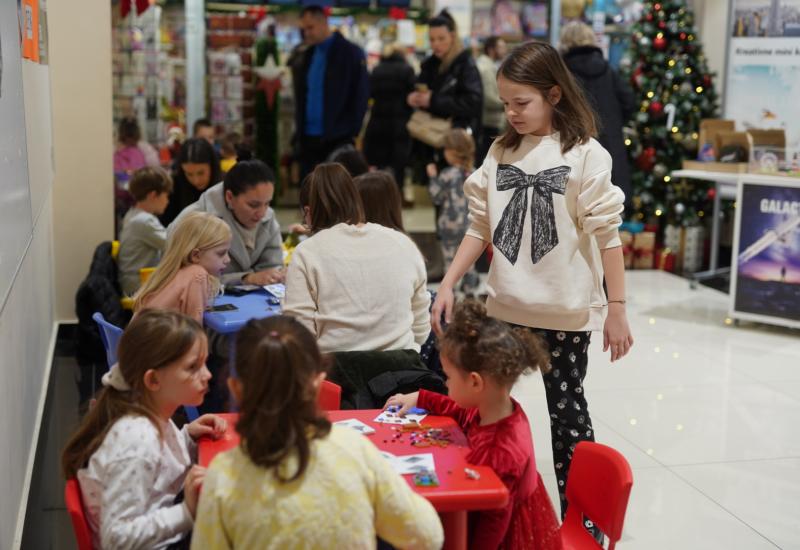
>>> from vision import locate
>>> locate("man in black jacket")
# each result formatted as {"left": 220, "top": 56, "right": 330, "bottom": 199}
{"left": 294, "top": 6, "right": 369, "bottom": 178}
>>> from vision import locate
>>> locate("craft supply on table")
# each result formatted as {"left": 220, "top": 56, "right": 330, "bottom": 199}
{"left": 379, "top": 451, "right": 436, "bottom": 475}
{"left": 333, "top": 418, "right": 376, "bottom": 435}
{"left": 374, "top": 408, "right": 428, "bottom": 425}
{"left": 413, "top": 471, "right": 440, "bottom": 487}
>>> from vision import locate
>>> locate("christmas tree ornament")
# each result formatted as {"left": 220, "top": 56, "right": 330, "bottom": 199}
{"left": 654, "top": 35, "right": 668, "bottom": 50}
{"left": 653, "top": 163, "right": 668, "bottom": 178}
{"left": 649, "top": 101, "right": 664, "bottom": 116}
{"left": 681, "top": 134, "right": 698, "bottom": 152}
{"left": 675, "top": 203, "right": 685, "bottom": 215}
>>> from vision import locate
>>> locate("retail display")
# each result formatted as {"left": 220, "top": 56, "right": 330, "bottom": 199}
{"left": 112, "top": 5, "right": 185, "bottom": 147}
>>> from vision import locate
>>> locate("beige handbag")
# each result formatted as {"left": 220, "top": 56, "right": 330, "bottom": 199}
{"left": 406, "top": 110, "right": 452, "bottom": 148}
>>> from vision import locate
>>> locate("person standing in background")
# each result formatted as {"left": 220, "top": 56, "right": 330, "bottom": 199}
{"left": 363, "top": 44, "right": 416, "bottom": 191}
{"left": 408, "top": 10, "right": 482, "bottom": 179}
{"left": 561, "top": 22, "right": 635, "bottom": 204}
{"left": 193, "top": 118, "right": 216, "bottom": 145}
{"left": 161, "top": 138, "right": 222, "bottom": 226}
{"left": 294, "top": 5, "right": 369, "bottom": 178}
{"left": 475, "top": 36, "right": 508, "bottom": 163}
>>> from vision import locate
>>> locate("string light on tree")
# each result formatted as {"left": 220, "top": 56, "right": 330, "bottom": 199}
{"left": 621, "top": 0, "right": 719, "bottom": 225}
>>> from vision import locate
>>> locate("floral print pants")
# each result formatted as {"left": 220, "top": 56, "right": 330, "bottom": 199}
{"left": 523, "top": 327, "right": 595, "bottom": 517}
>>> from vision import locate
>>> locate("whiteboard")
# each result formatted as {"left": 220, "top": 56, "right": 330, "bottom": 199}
{"left": 0, "top": 0, "right": 34, "bottom": 307}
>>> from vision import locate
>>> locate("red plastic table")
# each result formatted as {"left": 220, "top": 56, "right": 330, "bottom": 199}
{"left": 198, "top": 410, "right": 509, "bottom": 550}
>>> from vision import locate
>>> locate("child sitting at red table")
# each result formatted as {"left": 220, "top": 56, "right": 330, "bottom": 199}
{"left": 191, "top": 315, "right": 444, "bottom": 550}
{"left": 62, "top": 310, "right": 227, "bottom": 550}
{"left": 386, "top": 300, "right": 562, "bottom": 550}
{"left": 134, "top": 211, "right": 232, "bottom": 325}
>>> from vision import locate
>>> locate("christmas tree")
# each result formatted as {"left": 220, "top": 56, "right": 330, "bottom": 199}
{"left": 621, "top": 0, "right": 719, "bottom": 225}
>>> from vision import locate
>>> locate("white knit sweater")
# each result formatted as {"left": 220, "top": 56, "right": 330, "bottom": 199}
{"left": 466, "top": 134, "right": 625, "bottom": 331}
{"left": 283, "top": 223, "right": 431, "bottom": 353}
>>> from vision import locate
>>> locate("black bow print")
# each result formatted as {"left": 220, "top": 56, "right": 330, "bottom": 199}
{"left": 492, "top": 165, "right": 571, "bottom": 265}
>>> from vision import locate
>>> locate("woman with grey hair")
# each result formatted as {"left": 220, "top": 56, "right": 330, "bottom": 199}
{"left": 561, "top": 22, "right": 635, "bottom": 205}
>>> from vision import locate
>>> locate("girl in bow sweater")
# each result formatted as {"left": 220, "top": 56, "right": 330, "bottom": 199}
{"left": 431, "top": 41, "right": 634, "bottom": 519}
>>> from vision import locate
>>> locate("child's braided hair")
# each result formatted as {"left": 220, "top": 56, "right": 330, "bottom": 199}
{"left": 440, "top": 300, "right": 551, "bottom": 385}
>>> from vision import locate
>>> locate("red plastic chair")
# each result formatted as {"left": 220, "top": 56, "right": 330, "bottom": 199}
{"left": 318, "top": 380, "right": 342, "bottom": 411}
{"left": 65, "top": 478, "right": 93, "bottom": 550}
{"left": 560, "top": 442, "right": 633, "bottom": 550}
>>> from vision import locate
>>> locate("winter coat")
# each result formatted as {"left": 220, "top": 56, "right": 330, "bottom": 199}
{"left": 417, "top": 49, "right": 483, "bottom": 138}
{"left": 363, "top": 53, "right": 416, "bottom": 169}
{"left": 168, "top": 182, "right": 283, "bottom": 286}
{"left": 294, "top": 32, "right": 369, "bottom": 143}
{"left": 74, "top": 242, "right": 131, "bottom": 402}
{"left": 329, "top": 350, "right": 447, "bottom": 409}
{"left": 563, "top": 46, "right": 635, "bottom": 201}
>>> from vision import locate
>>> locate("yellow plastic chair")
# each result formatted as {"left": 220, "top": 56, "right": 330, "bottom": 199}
{"left": 114, "top": 241, "right": 157, "bottom": 310}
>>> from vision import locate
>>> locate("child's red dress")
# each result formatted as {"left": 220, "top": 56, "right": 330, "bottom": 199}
{"left": 417, "top": 390, "right": 562, "bottom": 550}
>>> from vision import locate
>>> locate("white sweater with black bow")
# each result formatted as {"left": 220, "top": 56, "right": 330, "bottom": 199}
{"left": 465, "top": 134, "right": 625, "bottom": 332}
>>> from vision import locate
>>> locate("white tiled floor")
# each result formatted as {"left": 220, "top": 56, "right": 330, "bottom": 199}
{"left": 511, "top": 270, "right": 800, "bottom": 549}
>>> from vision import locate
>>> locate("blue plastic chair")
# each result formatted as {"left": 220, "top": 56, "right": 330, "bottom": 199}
{"left": 92, "top": 312, "right": 123, "bottom": 368}
{"left": 91, "top": 312, "right": 200, "bottom": 421}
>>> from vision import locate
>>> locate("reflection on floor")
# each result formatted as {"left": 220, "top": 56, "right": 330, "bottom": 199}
{"left": 25, "top": 271, "right": 800, "bottom": 549}
{"left": 513, "top": 271, "right": 800, "bottom": 549}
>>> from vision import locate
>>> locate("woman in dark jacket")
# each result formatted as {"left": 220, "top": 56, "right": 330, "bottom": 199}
{"left": 561, "top": 22, "right": 635, "bottom": 203}
{"left": 160, "top": 138, "right": 222, "bottom": 226}
{"left": 363, "top": 45, "right": 416, "bottom": 189}
{"left": 408, "top": 10, "right": 483, "bottom": 169}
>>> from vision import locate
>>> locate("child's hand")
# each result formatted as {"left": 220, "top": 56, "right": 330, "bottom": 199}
{"left": 384, "top": 392, "right": 419, "bottom": 416}
{"left": 183, "top": 465, "right": 206, "bottom": 518}
{"left": 431, "top": 286, "right": 455, "bottom": 337}
{"left": 426, "top": 163, "right": 438, "bottom": 178}
{"left": 288, "top": 223, "right": 310, "bottom": 236}
{"left": 603, "top": 304, "right": 634, "bottom": 362}
{"left": 187, "top": 414, "right": 228, "bottom": 441}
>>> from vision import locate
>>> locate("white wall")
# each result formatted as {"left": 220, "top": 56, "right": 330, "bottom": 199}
{"left": 50, "top": 0, "right": 114, "bottom": 322}
{"left": 692, "top": 0, "right": 730, "bottom": 99}
{"left": 0, "top": 0, "right": 113, "bottom": 545}
{"left": 0, "top": 60, "right": 57, "bottom": 550}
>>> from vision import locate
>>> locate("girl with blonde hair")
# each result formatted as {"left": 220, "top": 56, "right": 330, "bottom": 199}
{"left": 135, "top": 211, "right": 232, "bottom": 324}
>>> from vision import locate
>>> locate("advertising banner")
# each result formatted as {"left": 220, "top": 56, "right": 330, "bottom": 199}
{"left": 730, "top": 178, "right": 800, "bottom": 328}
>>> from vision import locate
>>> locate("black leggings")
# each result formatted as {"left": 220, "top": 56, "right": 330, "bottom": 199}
{"left": 518, "top": 327, "right": 596, "bottom": 517}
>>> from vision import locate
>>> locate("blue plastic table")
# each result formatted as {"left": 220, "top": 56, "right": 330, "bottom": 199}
{"left": 203, "top": 289, "right": 281, "bottom": 335}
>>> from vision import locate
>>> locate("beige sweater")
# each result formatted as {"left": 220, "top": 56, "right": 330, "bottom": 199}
{"left": 137, "top": 264, "right": 210, "bottom": 325}
{"left": 283, "top": 223, "right": 430, "bottom": 353}
{"left": 466, "top": 134, "right": 624, "bottom": 331}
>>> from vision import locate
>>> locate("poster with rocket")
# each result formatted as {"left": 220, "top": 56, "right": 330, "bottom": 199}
{"left": 730, "top": 179, "right": 800, "bottom": 328}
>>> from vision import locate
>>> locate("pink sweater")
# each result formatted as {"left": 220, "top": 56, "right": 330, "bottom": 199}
{"left": 138, "top": 264, "right": 210, "bottom": 324}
